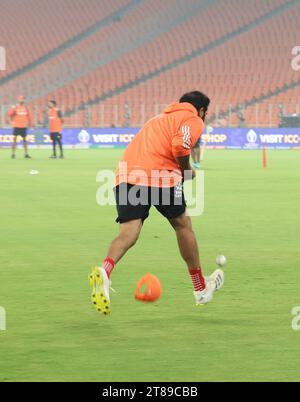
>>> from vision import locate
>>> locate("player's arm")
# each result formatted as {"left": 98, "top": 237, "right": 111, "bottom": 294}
{"left": 176, "top": 155, "right": 195, "bottom": 180}
{"left": 8, "top": 106, "right": 16, "bottom": 123}
{"left": 58, "top": 110, "right": 64, "bottom": 125}
{"left": 172, "top": 117, "right": 204, "bottom": 179}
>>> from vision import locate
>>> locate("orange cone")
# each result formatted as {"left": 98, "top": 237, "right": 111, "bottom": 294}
{"left": 135, "top": 273, "right": 162, "bottom": 302}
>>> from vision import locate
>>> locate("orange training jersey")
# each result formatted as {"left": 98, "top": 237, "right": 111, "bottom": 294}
{"left": 48, "top": 108, "right": 63, "bottom": 133}
{"left": 8, "top": 105, "right": 32, "bottom": 128}
{"left": 116, "top": 102, "right": 205, "bottom": 188}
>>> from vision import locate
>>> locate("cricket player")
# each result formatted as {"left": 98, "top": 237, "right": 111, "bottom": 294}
{"left": 9, "top": 96, "right": 33, "bottom": 159}
{"left": 90, "top": 91, "right": 224, "bottom": 316}
{"left": 48, "top": 100, "right": 64, "bottom": 159}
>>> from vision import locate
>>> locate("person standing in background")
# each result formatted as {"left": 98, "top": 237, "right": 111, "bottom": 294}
{"left": 9, "top": 96, "right": 33, "bottom": 159}
{"left": 48, "top": 100, "right": 64, "bottom": 159}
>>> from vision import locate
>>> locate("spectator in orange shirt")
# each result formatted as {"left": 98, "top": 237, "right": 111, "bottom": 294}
{"left": 9, "top": 96, "right": 33, "bottom": 159}
{"left": 48, "top": 100, "right": 64, "bottom": 159}
{"left": 89, "top": 91, "right": 225, "bottom": 316}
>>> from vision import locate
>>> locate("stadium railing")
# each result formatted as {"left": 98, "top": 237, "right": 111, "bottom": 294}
{"left": 1, "top": 102, "right": 299, "bottom": 129}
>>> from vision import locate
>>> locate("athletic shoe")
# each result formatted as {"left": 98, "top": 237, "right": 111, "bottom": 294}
{"left": 49, "top": 155, "right": 57, "bottom": 159}
{"left": 89, "top": 267, "right": 111, "bottom": 316}
{"left": 11, "top": 155, "right": 16, "bottom": 159}
{"left": 194, "top": 281, "right": 215, "bottom": 306}
{"left": 195, "top": 269, "right": 225, "bottom": 306}
{"left": 205, "top": 269, "right": 225, "bottom": 292}
{"left": 25, "top": 155, "right": 32, "bottom": 159}
{"left": 59, "top": 155, "right": 64, "bottom": 159}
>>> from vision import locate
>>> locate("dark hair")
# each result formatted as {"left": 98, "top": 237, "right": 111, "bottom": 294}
{"left": 179, "top": 91, "right": 210, "bottom": 112}
{"left": 50, "top": 100, "right": 57, "bottom": 106}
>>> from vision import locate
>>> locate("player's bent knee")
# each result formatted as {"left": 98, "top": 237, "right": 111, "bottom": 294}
{"left": 169, "top": 214, "right": 192, "bottom": 231}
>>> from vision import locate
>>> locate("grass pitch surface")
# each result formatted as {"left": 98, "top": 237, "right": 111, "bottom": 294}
{"left": 0, "top": 149, "right": 300, "bottom": 382}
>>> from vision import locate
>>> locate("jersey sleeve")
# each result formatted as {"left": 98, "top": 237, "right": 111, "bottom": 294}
{"left": 172, "top": 117, "right": 204, "bottom": 158}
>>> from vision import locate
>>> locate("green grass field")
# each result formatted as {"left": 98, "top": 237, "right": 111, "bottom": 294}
{"left": 0, "top": 148, "right": 300, "bottom": 382}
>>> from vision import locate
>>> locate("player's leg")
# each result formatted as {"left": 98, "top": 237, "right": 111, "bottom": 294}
{"left": 156, "top": 185, "right": 223, "bottom": 305}
{"left": 23, "top": 132, "right": 31, "bottom": 158}
{"left": 103, "top": 184, "right": 149, "bottom": 272}
{"left": 23, "top": 138, "right": 28, "bottom": 156}
{"left": 155, "top": 186, "right": 205, "bottom": 292}
{"left": 11, "top": 131, "right": 17, "bottom": 158}
{"left": 53, "top": 136, "right": 57, "bottom": 158}
{"left": 50, "top": 133, "right": 57, "bottom": 158}
{"left": 169, "top": 213, "right": 223, "bottom": 305}
{"left": 105, "top": 219, "right": 143, "bottom": 266}
{"left": 57, "top": 133, "right": 64, "bottom": 158}
{"left": 169, "top": 214, "right": 207, "bottom": 296}
{"left": 90, "top": 219, "right": 143, "bottom": 315}
{"left": 169, "top": 213, "right": 200, "bottom": 268}
{"left": 90, "top": 184, "right": 150, "bottom": 315}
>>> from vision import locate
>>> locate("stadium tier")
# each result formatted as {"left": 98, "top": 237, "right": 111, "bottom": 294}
{"left": 0, "top": 0, "right": 131, "bottom": 77}
{"left": 0, "top": 0, "right": 299, "bottom": 127}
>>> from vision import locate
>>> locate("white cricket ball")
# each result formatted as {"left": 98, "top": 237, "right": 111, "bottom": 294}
{"left": 29, "top": 170, "right": 39, "bottom": 175}
{"left": 216, "top": 255, "right": 227, "bottom": 267}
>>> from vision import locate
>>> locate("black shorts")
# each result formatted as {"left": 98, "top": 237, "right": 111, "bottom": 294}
{"left": 114, "top": 183, "right": 186, "bottom": 223}
{"left": 50, "top": 132, "right": 62, "bottom": 141}
{"left": 13, "top": 128, "right": 27, "bottom": 138}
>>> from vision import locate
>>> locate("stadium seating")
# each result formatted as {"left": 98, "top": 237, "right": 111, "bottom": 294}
{"left": 0, "top": 0, "right": 299, "bottom": 127}
{"left": 92, "top": 0, "right": 300, "bottom": 127}
{"left": 0, "top": 0, "right": 130, "bottom": 77}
